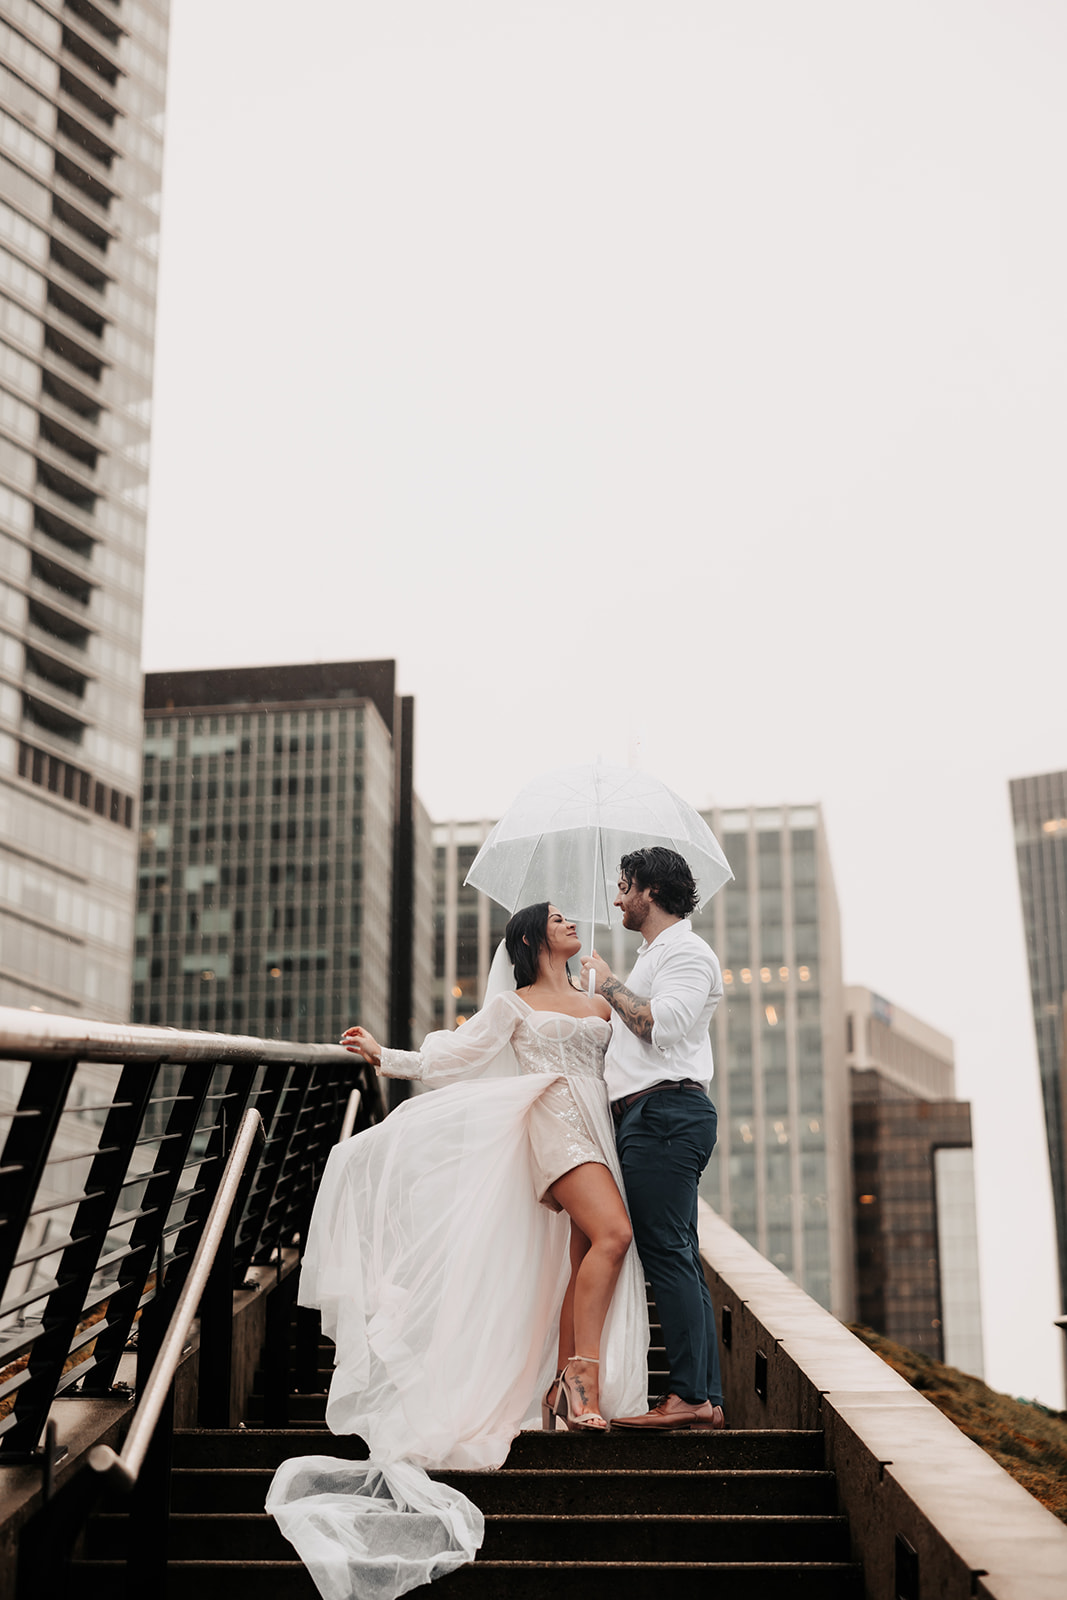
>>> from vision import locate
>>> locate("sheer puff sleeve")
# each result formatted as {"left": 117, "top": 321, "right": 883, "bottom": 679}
{"left": 379, "top": 993, "right": 524, "bottom": 1085}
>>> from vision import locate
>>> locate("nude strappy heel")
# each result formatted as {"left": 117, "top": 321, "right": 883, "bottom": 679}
{"left": 541, "top": 1370, "right": 564, "bottom": 1432}
{"left": 552, "top": 1356, "right": 609, "bottom": 1433}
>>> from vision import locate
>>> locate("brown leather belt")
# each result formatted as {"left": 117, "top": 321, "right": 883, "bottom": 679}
{"left": 611, "top": 1078, "right": 703, "bottom": 1122}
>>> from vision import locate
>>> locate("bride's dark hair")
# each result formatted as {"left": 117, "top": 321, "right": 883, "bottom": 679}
{"left": 505, "top": 902, "right": 578, "bottom": 990}
{"left": 505, "top": 903, "right": 550, "bottom": 988}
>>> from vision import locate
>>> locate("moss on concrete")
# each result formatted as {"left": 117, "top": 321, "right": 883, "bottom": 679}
{"left": 848, "top": 1322, "right": 1067, "bottom": 1525}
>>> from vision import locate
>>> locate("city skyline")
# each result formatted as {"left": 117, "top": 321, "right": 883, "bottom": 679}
{"left": 132, "top": 0, "right": 1067, "bottom": 1411}
{"left": 0, "top": 0, "right": 169, "bottom": 1019}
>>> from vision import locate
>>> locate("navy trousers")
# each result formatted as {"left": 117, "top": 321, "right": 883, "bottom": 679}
{"left": 615, "top": 1089, "right": 723, "bottom": 1407}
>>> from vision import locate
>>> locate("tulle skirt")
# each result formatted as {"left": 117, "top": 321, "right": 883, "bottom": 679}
{"left": 267, "top": 1070, "right": 649, "bottom": 1599}
{"left": 301, "top": 1069, "right": 648, "bottom": 1463}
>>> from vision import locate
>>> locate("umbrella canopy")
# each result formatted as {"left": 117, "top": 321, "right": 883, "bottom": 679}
{"left": 464, "top": 763, "right": 733, "bottom": 932}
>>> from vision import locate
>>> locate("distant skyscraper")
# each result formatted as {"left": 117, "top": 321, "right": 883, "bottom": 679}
{"left": 847, "top": 986, "right": 984, "bottom": 1374}
{"left": 431, "top": 819, "right": 507, "bottom": 1029}
{"left": 134, "top": 662, "right": 431, "bottom": 1052}
{"left": 694, "top": 805, "right": 853, "bottom": 1319}
{"left": 1010, "top": 769, "right": 1067, "bottom": 1320}
{"left": 0, "top": 0, "right": 169, "bottom": 1019}
{"left": 434, "top": 801, "right": 855, "bottom": 1319}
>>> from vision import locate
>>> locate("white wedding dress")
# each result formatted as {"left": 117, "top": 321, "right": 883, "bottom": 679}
{"left": 266, "top": 991, "right": 650, "bottom": 1600}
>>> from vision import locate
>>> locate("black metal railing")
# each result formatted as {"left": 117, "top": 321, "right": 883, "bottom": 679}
{"left": 0, "top": 1006, "right": 383, "bottom": 1463}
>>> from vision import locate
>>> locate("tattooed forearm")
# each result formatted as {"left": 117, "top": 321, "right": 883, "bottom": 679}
{"left": 600, "top": 978, "right": 654, "bottom": 1042}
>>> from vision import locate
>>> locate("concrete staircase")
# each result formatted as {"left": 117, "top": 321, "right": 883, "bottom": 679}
{"left": 73, "top": 1313, "right": 865, "bottom": 1597}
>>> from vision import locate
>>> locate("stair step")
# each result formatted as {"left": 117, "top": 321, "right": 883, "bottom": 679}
{"left": 70, "top": 1557, "right": 863, "bottom": 1599}
{"left": 169, "top": 1466, "right": 837, "bottom": 1516}
{"left": 435, "top": 1561, "right": 864, "bottom": 1597}
{"left": 244, "top": 1393, "right": 328, "bottom": 1424}
{"left": 437, "top": 1469, "right": 838, "bottom": 1517}
{"left": 172, "top": 1428, "right": 824, "bottom": 1472}
{"left": 89, "top": 1509, "right": 850, "bottom": 1564}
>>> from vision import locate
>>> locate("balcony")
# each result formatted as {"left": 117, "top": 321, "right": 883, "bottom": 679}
{"left": 34, "top": 444, "right": 99, "bottom": 512}
{"left": 37, "top": 411, "right": 102, "bottom": 475}
{"left": 58, "top": 64, "right": 121, "bottom": 132}
{"left": 27, "top": 595, "right": 94, "bottom": 658}
{"left": 61, "top": 16, "right": 125, "bottom": 88}
{"left": 53, "top": 176, "right": 114, "bottom": 243}
{"left": 32, "top": 519, "right": 96, "bottom": 576}
{"left": 32, "top": 483, "right": 99, "bottom": 547}
{"left": 55, "top": 106, "right": 119, "bottom": 174}
{"left": 24, "top": 658, "right": 93, "bottom": 720}
{"left": 30, "top": 550, "right": 93, "bottom": 609}
{"left": 54, "top": 130, "right": 121, "bottom": 199}
{"left": 50, "top": 214, "right": 111, "bottom": 274}
{"left": 21, "top": 685, "right": 89, "bottom": 744}
{"left": 38, "top": 382, "right": 102, "bottom": 445}
{"left": 45, "top": 257, "right": 109, "bottom": 320}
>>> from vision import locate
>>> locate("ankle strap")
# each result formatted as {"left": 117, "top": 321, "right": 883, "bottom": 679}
{"left": 568, "top": 1355, "right": 599, "bottom": 1364}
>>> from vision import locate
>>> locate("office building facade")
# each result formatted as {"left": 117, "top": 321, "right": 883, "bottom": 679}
{"left": 0, "top": 0, "right": 169, "bottom": 1019}
{"left": 694, "top": 805, "right": 853, "bottom": 1318}
{"left": 134, "top": 662, "right": 431, "bottom": 1052}
{"left": 434, "top": 801, "right": 855, "bottom": 1319}
{"left": 1010, "top": 769, "right": 1067, "bottom": 1320}
{"left": 847, "top": 986, "right": 984, "bottom": 1373}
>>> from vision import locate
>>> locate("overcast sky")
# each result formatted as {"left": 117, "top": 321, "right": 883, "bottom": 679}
{"left": 143, "top": 1, "right": 1067, "bottom": 1406}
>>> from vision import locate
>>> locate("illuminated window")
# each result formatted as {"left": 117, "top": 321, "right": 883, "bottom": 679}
{"left": 764, "top": 1005, "right": 778, "bottom": 1026}
{"left": 798, "top": 965, "right": 810, "bottom": 981}
{"left": 740, "top": 968, "right": 752, "bottom": 984}
{"left": 778, "top": 966, "right": 789, "bottom": 980}
{"left": 760, "top": 967, "right": 771, "bottom": 982}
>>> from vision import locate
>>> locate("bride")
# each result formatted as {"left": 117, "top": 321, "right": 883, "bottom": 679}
{"left": 266, "top": 902, "right": 649, "bottom": 1599}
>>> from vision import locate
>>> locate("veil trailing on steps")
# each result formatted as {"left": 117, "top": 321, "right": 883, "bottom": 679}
{"left": 266, "top": 940, "right": 648, "bottom": 1600}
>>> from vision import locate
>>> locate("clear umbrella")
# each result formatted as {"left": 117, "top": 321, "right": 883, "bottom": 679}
{"left": 464, "top": 763, "right": 733, "bottom": 981}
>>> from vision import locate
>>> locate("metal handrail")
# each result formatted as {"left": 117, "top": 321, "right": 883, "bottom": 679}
{"left": 338, "top": 1087, "right": 362, "bottom": 1142}
{"left": 0, "top": 1004, "right": 359, "bottom": 1068}
{"left": 86, "top": 1107, "right": 265, "bottom": 1491}
{"left": 0, "top": 1005, "right": 382, "bottom": 1458}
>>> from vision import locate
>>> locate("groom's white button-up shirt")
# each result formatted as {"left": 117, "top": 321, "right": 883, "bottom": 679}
{"left": 603, "top": 918, "right": 723, "bottom": 1102}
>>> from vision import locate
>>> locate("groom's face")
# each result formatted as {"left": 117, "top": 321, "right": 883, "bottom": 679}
{"left": 615, "top": 875, "right": 653, "bottom": 932}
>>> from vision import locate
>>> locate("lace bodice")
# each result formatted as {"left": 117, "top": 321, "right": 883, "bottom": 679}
{"left": 511, "top": 1009, "right": 609, "bottom": 1079}
{"left": 379, "top": 992, "right": 610, "bottom": 1085}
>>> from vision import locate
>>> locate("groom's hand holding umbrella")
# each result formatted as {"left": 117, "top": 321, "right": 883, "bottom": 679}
{"left": 581, "top": 952, "right": 655, "bottom": 1043}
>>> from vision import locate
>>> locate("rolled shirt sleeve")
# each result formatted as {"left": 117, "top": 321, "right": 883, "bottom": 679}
{"left": 649, "top": 941, "right": 722, "bottom": 1055}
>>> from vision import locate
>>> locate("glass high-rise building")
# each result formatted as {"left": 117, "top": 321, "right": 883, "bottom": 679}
{"left": 135, "top": 662, "right": 432, "bottom": 1052}
{"left": 433, "top": 801, "right": 855, "bottom": 1318}
{"left": 1010, "top": 768, "right": 1067, "bottom": 1318}
{"left": 694, "top": 805, "right": 853, "bottom": 1318}
{"left": 847, "top": 985, "right": 984, "bottom": 1374}
{"left": 0, "top": 0, "right": 168, "bottom": 1020}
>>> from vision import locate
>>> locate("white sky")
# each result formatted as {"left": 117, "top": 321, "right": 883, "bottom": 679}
{"left": 143, "top": 1, "right": 1067, "bottom": 1406}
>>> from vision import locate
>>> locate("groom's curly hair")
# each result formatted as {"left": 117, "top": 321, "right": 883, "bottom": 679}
{"left": 619, "top": 847, "right": 699, "bottom": 918}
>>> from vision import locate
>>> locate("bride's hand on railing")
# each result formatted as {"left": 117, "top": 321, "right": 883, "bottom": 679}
{"left": 341, "top": 1026, "right": 383, "bottom": 1070}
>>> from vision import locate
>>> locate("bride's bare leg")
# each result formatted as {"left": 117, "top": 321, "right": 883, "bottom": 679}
{"left": 556, "top": 1222, "right": 591, "bottom": 1375}
{"left": 548, "top": 1163, "right": 633, "bottom": 1417}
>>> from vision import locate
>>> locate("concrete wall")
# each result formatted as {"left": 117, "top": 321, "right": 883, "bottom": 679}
{"left": 700, "top": 1201, "right": 1067, "bottom": 1600}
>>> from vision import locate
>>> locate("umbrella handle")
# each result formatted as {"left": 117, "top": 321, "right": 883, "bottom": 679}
{"left": 588, "top": 830, "right": 599, "bottom": 996}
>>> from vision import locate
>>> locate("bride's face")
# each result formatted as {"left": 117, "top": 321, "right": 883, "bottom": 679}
{"left": 545, "top": 905, "right": 581, "bottom": 960}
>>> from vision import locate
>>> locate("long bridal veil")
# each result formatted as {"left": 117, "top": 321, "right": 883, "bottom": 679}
{"left": 266, "top": 943, "right": 647, "bottom": 1600}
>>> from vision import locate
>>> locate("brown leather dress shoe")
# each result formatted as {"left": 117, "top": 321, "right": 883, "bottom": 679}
{"left": 612, "top": 1393, "right": 726, "bottom": 1430}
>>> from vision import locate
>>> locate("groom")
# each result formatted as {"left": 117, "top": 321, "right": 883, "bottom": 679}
{"left": 581, "top": 847, "right": 725, "bottom": 1429}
